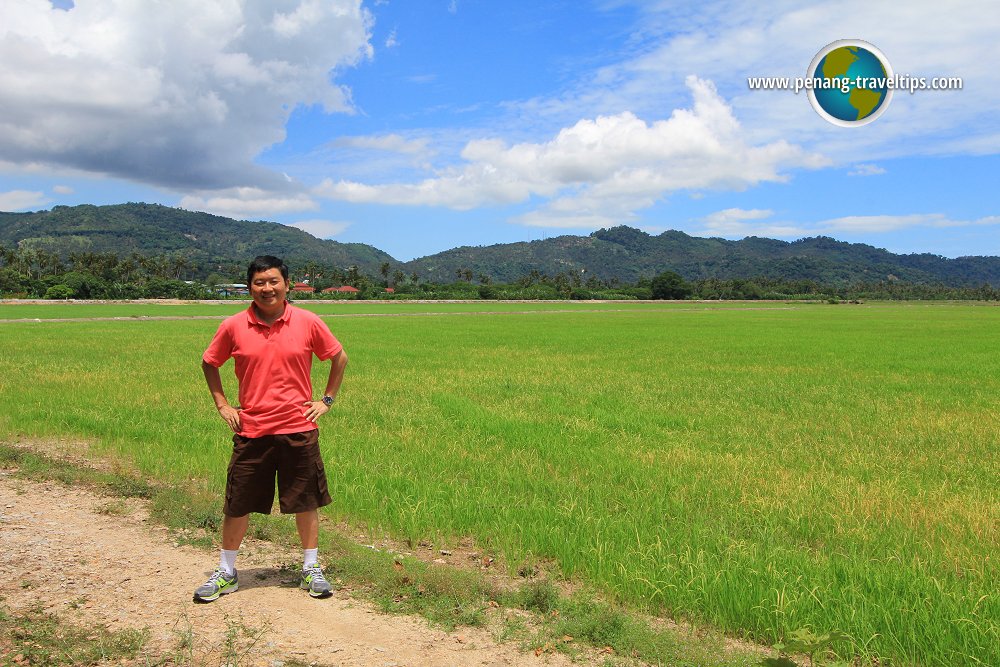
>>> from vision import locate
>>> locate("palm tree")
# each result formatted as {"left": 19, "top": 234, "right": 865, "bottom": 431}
{"left": 16, "top": 247, "right": 39, "bottom": 279}
{"left": 346, "top": 265, "right": 361, "bottom": 287}
{"left": 169, "top": 254, "right": 192, "bottom": 280}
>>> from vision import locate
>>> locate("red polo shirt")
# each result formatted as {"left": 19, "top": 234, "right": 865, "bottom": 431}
{"left": 203, "top": 302, "right": 343, "bottom": 438}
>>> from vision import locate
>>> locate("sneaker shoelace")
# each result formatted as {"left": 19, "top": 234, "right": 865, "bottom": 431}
{"left": 306, "top": 565, "right": 328, "bottom": 585}
{"left": 208, "top": 568, "right": 232, "bottom": 584}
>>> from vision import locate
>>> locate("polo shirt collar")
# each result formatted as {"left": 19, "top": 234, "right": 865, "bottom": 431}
{"left": 246, "top": 300, "right": 292, "bottom": 326}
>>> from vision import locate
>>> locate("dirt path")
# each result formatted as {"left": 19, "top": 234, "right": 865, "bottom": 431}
{"left": 0, "top": 470, "right": 576, "bottom": 667}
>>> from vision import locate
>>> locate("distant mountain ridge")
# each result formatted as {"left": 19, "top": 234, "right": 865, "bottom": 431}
{"left": 0, "top": 203, "right": 394, "bottom": 278}
{"left": 403, "top": 225, "right": 1000, "bottom": 286}
{"left": 2, "top": 203, "right": 998, "bottom": 286}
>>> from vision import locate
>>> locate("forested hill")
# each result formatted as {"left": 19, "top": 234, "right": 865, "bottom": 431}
{"left": 404, "top": 226, "right": 1000, "bottom": 286}
{"left": 0, "top": 203, "right": 394, "bottom": 278}
{"left": 2, "top": 203, "right": 999, "bottom": 286}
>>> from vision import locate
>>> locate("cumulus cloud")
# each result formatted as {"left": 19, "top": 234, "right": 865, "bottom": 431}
{"left": 52, "top": 184, "right": 75, "bottom": 194}
{"left": 521, "top": 0, "right": 1000, "bottom": 161}
{"left": 179, "top": 187, "right": 318, "bottom": 220}
{"left": 698, "top": 207, "right": 807, "bottom": 238}
{"left": 0, "top": 190, "right": 48, "bottom": 211}
{"left": 289, "top": 219, "right": 351, "bottom": 239}
{"left": 705, "top": 208, "right": 774, "bottom": 223}
{"left": 317, "top": 76, "right": 827, "bottom": 228}
{"left": 0, "top": 0, "right": 372, "bottom": 190}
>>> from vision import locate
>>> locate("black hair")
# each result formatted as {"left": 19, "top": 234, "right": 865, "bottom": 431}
{"left": 246, "top": 255, "right": 289, "bottom": 285}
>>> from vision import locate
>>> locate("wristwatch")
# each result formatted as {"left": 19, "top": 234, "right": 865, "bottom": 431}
{"left": 321, "top": 395, "right": 334, "bottom": 407}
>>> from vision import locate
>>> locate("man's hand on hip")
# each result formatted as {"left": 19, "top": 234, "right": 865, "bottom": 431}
{"left": 217, "top": 404, "right": 242, "bottom": 432}
{"left": 303, "top": 401, "right": 331, "bottom": 423}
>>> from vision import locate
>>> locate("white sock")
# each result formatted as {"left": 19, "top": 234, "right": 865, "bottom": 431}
{"left": 303, "top": 548, "right": 318, "bottom": 569}
{"left": 220, "top": 549, "right": 239, "bottom": 575}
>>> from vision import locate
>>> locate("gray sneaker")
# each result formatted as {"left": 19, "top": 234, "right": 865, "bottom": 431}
{"left": 193, "top": 567, "right": 238, "bottom": 602}
{"left": 300, "top": 563, "right": 333, "bottom": 598}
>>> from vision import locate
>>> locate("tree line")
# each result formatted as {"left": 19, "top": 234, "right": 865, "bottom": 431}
{"left": 1, "top": 245, "right": 998, "bottom": 301}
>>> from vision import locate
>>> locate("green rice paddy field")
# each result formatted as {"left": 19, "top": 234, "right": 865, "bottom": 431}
{"left": 0, "top": 301, "right": 997, "bottom": 665}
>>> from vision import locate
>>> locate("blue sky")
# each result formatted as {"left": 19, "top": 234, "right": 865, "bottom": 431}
{"left": 1, "top": 0, "right": 998, "bottom": 261}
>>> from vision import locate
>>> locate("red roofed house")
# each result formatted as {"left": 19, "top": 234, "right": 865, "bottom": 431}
{"left": 292, "top": 282, "right": 315, "bottom": 293}
{"left": 322, "top": 286, "right": 359, "bottom": 294}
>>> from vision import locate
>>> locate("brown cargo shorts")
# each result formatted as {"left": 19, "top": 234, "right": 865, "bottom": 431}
{"left": 223, "top": 429, "right": 332, "bottom": 516}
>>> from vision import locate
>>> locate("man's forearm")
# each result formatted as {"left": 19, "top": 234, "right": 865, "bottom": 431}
{"left": 202, "top": 360, "right": 230, "bottom": 408}
{"left": 322, "top": 351, "right": 348, "bottom": 399}
{"left": 204, "top": 360, "right": 241, "bottom": 432}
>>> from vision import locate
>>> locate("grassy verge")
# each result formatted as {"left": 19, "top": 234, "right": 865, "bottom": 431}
{"left": 0, "top": 602, "right": 147, "bottom": 666}
{"left": 0, "top": 443, "right": 759, "bottom": 666}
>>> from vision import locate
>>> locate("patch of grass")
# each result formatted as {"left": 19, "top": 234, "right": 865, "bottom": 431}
{"left": 0, "top": 602, "right": 147, "bottom": 666}
{"left": 490, "top": 610, "right": 529, "bottom": 644}
{"left": 515, "top": 578, "right": 560, "bottom": 614}
{"left": 512, "top": 584, "right": 758, "bottom": 666}
{"left": 103, "top": 475, "right": 154, "bottom": 499}
{"left": 343, "top": 546, "right": 495, "bottom": 630}
{"left": 219, "top": 615, "right": 270, "bottom": 667}
{"left": 168, "top": 614, "right": 196, "bottom": 666}
{"left": 95, "top": 499, "right": 129, "bottom": 516}
{"left": 66, "top": 596, "right": 88, "bottom": 610}
{"left": 6, "top": 448, "right": 103, "bottom": 487}
{"left": 0, "top": 445, "right": 152, "bottom": 500}
{"left": 147, "top": 485, "right": 220, "bottom": 533}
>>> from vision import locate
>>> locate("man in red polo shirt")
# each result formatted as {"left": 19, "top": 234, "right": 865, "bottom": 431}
{"left": 193, "top": 255, "right": 348, "bottom": 602}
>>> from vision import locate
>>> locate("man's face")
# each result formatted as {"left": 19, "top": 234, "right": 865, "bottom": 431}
{"left": 249, "top": 267, "right": 289, "bottom": 311}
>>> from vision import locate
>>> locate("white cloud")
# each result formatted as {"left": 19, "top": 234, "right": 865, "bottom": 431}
{"left": 0, "top": 0, "right": 372, "bottom": 190}
{"left": 0, "top": 190, "right": 48, "bottom": 211}
{"left": 698, "top": 207, "right": 807, "bottom": 237}
{"left": 289, "top": 219, "right": 351, "bottom": 238}
{"left": 848, "top": 163, "right": 886, "bottom": 176}
{"left": 694, "top": 208, "right": 1000, "bottom": 240}
{"left": 335, "top": 134, "right": 431, "bottom": 156}
{"left": 52, "top": 184, "right": 74, "bottom": 194}
{"left": 525, "top": 1, "right": 1000, "bottom": 162}
{"left": 385, "top": 28, "right": 398, "bottom": 49}
{"left": 704, "top": 208, "right": 774, "bottom": 223}
{"left": 179, "top": 187, "right": 318, "bottom": 220}
{"left": 317, "top": 77, "right": 827, "bottom": 229}
{"left": 819, "top": 213, "right": 986, "bottom": 233}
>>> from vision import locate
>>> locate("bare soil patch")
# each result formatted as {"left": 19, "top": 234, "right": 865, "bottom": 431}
{"left": 0, "top": 470, "right": 578, "bottom": 667}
